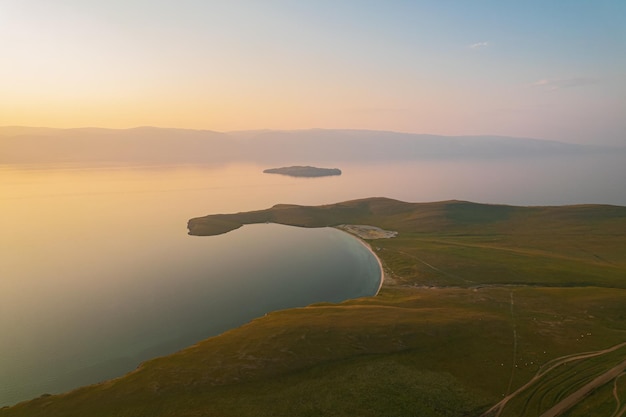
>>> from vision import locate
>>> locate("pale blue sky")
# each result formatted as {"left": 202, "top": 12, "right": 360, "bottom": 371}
{"left": 1, "top": 0, "right": 625, "bottom": 144}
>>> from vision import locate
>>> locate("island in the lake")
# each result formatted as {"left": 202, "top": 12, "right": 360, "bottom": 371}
{"left": 263, "top": 166, "right": 341, "bottom": 177}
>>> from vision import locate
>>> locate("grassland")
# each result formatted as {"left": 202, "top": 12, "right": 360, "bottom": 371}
{"left": 3, "top": 198, "right": 626, "bottom": 417}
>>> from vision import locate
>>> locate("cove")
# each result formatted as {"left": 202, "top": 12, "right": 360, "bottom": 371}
{"left": 0, "top": 223, "right": 381, "bottom": 407}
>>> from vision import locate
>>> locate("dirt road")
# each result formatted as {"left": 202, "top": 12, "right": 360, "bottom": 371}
{"left": 539, "top": 358, "right": 626, "bottom": 417}
{"left": 481, "top": 341, "right": 626, "bottom": 417}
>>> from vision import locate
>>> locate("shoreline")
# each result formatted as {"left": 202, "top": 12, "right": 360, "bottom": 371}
{"left": 334, "top": 227, "right": 385, "bottom": 296}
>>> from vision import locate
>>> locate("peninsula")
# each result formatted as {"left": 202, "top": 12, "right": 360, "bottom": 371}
{"left": 262, "top": 166, "right": 341, "bottom": 177}
{"left": 4, "top": 197, "right": 626, "bottom": 417}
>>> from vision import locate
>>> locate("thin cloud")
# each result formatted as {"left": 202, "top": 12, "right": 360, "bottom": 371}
{"left": 530, "top": 77, "right": 600, "bottom": 91}
{"left": 469, "top": 41, "right": 489, "bottom": 49}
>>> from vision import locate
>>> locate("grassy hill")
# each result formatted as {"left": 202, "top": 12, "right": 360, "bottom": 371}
{"left": 3, "top": 198, "right": 626, "bottom": 417}
{"left": 189, "top": 198, "right": 626, "bottom": 288}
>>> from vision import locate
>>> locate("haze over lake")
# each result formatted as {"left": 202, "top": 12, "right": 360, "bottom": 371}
{"left": 1, "top": 129, "right": 625, "bottom": 406}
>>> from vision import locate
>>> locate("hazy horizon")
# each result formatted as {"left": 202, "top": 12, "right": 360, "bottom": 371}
{"left": 1, "top": 124, "right": 624, "bottom": 145}
{"left": 2, "top": 126, "right": 622, "bottom": 167}
{"left": 2, "top": 1, "right": 625, "bottom": 146}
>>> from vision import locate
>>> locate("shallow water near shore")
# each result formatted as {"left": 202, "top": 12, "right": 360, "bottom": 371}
{"left": 1, "top": 154, "right": 624, "bottom": 406}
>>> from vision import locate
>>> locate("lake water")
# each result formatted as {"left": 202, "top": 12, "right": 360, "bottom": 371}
{"left": 1, "top": 154, "right": 625, "bottom": 406}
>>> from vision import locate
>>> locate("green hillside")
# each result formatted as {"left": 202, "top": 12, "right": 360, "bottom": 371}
{"left": 189, "top": 198, "right": 626, "bottom": 288}
{"left": 3, "top": 198, "right": 626, "bottom": 417}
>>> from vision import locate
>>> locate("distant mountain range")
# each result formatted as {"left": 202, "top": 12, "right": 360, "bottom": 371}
{"left": 0, "top": 126, "right": 617, "bottom": 165}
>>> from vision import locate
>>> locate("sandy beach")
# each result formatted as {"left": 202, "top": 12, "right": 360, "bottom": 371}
{"left": 335, "top": 224, "right": 397, "bottom": 295}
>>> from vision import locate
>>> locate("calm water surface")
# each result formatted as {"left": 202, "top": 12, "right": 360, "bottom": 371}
{"left": 1, "top": 155, "right": 624, "bottom": 406}
{"left": 1, "top": 163, "right": 387, "bottom": 406}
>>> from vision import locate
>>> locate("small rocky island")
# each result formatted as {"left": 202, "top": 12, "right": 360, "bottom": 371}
{"left": 263, "top": 166, "right": 341, "bottom": 178}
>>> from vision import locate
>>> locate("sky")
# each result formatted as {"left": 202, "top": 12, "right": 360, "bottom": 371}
{"left": 1, "top": 0, "right": 625, "bottom": 145}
